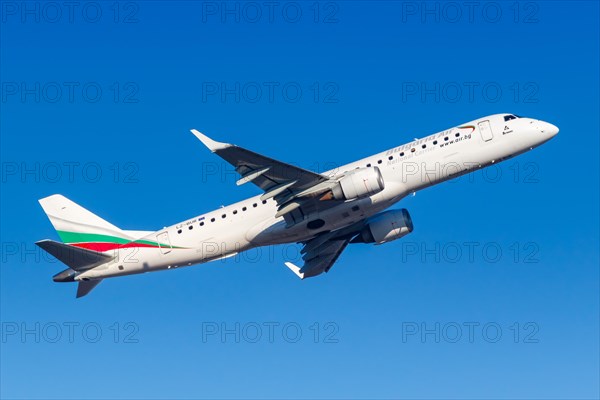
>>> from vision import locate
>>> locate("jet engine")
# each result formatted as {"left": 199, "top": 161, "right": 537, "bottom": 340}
{"left": 322, "top": 167, "right": 385, "bottom": 201}
{"left": 352, "top": 209, "right": 413, "bottom": 244}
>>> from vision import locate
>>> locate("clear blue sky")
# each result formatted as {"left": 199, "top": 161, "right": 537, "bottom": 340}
{"left": 1, "top": 1, "right": 598, "bottom": 399}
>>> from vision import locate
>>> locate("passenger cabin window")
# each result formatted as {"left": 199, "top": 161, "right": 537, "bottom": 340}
{"left": 388, "top": 156, "right": 393, "bottom": 160}
{"left": 366, "top": 163, "right": 371, "bottom": 167}
{"left": 433, "top": 140, "right": 438, "bottom": 145}
{"left": 200, "top": 221, "right": 204, "bottom": 226}
{"left": 189, "top": 225, "right": 193, "bottom": 230}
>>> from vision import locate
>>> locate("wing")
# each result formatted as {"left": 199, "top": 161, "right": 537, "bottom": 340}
{"left": 191, "top": 129, "right": 336, "bottom": 222}
{"left": 284, "top": 236, "right": 351, "bottom": 279}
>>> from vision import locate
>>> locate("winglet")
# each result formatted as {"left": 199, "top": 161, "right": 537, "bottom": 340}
{"left": 284, "top": 262, "right": 305, "bottom": 279}
{"left": 190, "top": 129, "right": 232, "bottom": 152}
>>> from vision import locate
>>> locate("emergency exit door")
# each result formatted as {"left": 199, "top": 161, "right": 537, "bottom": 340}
{"left": 478, "top": 120, "right": 494, "bottom": 142}
{"left": 157, "top": 232, "right": 172, "bottom": 254}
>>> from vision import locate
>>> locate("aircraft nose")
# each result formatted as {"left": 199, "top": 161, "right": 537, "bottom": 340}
{"left": 538, "top": 120, "right": 559, "bottom": 138}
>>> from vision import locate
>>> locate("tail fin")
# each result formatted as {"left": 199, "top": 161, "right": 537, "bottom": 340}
{"left": 38, "top": 195, "right": 141, "bottom": 298}
{"left": 38, "top": 194, "right": 134, "bottom": 251}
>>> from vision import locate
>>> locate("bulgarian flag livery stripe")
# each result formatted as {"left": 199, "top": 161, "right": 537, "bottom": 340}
{"left": 56, "top": 231, "right": 182, "bottom": 252}
{"left": 457, "top": 125, "right": 476, "bottom": 133}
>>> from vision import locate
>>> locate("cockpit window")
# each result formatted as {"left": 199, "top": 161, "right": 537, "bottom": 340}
{"left": 504, "top": 114, "right": 521, "bottom": 122}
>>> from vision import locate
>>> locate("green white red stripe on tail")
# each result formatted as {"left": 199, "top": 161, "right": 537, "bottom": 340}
{"left": 38, "top": 195, "right": 185, "bottom": 252}
{"left": 56, "top": 231, "right": 182, "bottom": 252}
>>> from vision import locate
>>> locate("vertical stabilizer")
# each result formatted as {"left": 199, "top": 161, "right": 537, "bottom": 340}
{"left": 38, "top": 194, "right": 134, "bottom": 251}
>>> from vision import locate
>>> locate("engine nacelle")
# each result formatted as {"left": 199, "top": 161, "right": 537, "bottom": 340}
{"left": 352, "top": 209, "right": 414, "bottom": 244}
{"left": 329, "top": 167, "right": 385, "bottom": 201}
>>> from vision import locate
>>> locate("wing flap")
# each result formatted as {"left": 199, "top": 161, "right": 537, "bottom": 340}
{"left": 260, "top": 180, "right": 298, "bottom": 201}
{"left": 236, "top": 167, "right": 271, "bottom": 186}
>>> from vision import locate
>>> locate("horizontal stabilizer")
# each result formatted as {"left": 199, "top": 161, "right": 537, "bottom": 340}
{"left": 36, "top": 240, "right": 113, "bottom": 271}
{"left": 77, "top": 279, "right": 103, "bottom": 298}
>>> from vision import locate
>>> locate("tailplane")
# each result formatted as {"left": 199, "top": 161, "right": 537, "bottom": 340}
{"left": 37, "top": 194, "right": 135, "bottom": 298}
{"left": 76, "top": 280, "right": 103, "bottom": 298}
{"left": 35, "top": 239, "right": 114, "bottom": 271}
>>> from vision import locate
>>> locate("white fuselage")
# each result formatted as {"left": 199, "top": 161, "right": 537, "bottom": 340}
{"left": 77, "top": 114, "right": 558, "bottom": 280}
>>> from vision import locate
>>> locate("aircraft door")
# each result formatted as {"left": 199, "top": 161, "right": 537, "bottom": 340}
{"left": 478, "top": 120, "right": 494, "bottom": 142}
{"left": 156, "top": 232, "right": 172, "bottom": 254}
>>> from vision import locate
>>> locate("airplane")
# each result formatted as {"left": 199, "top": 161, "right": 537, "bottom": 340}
{"left": 36, "top": 114, "right": 558, "bottom": 297}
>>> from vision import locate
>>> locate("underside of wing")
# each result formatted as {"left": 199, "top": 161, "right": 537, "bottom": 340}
{"left": 285, "top": 238, "right": 350, "bottom": 279}
{"left": 191, "top": 129, "right": 340, "bottom": 224}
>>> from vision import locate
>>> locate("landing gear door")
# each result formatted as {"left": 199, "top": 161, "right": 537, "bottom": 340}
{"left": 157, "top": 232, "right": 172, "bottom": 254}
{"left": 478, "top": 120, "right": 494, "bottom": 142}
